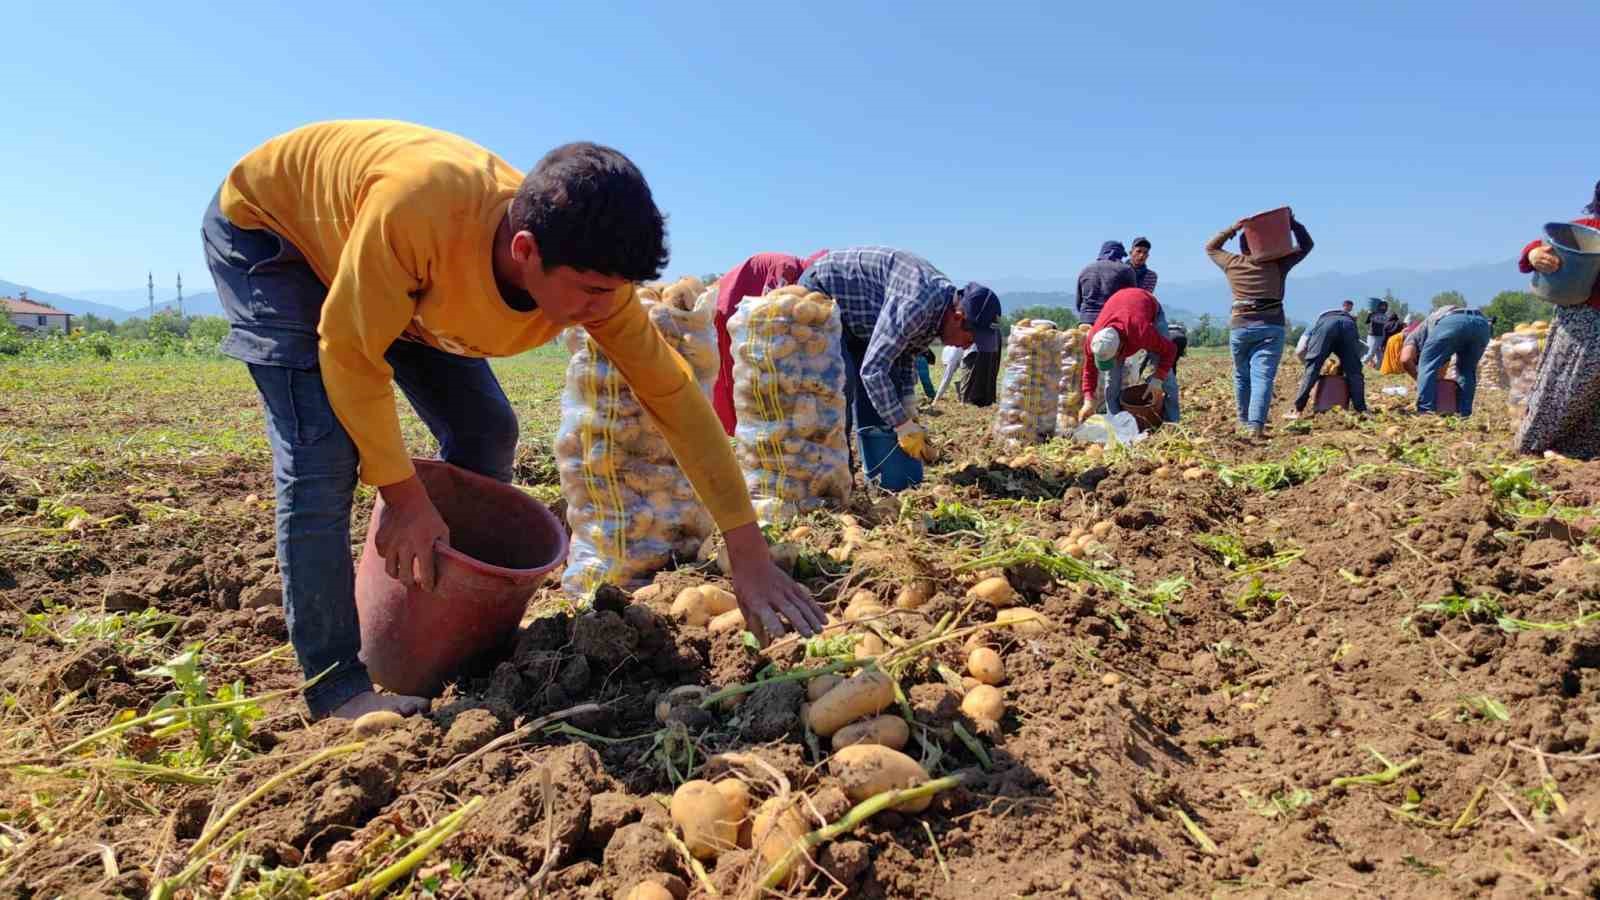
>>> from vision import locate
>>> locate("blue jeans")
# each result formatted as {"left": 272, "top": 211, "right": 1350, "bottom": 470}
{"left": 1418, "top": 310, "right": 1491, "bottom": 416}
{"left": 1292, "top": 317, "right": 1367, "bottom": 413}
{"left": 203, "top": 192, "right": 519, "bottom": 716}
{"left": 1107, "top": 309, "right": 1181, "bottom": 423}
{"left": 1229, "top": 322, "right": 1286, "bottom": 428}
{"left": 915, "top": 355, "right": 936, "bottom": 400}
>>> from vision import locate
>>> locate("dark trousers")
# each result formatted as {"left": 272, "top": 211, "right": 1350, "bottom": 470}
{"left": 1293, "top": 317, "right": 1368, "bottom": 413}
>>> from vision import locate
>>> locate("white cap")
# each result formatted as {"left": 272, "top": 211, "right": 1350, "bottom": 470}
{"left": 1090, "top": 328, "right": 1121, "bottom": 361}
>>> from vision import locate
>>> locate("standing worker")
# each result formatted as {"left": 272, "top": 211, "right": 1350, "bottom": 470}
{"left": 1287, "top": 306, "right": 1368, "bottom": 418}
{"left": 1513, "top": 180, "right": 1600, "bottom": 459}
{"left": 1076, "top": 241, "right": 1135, "bottom": 324}
{"left": 1401, "top": 304, "right": 1492, "bottom": 415}
{"left": 203, "top": 121, "right": 824, "bottom": 721}
{"left": 711, "top": 251, "right": 826, "bottom": 435}
{"left": 1076, "top": 287, "right": 1179, "bottom": 423}
{"left": 1206, "top": 215, "right": 1315, "bottom": 438}
{"left": 1129, "top": 237, "right": 1158, "bottom": 292}
{"left": 798, "top": 248, "right": 1000, "bottom": 468}
{"left": 1364, "top": 300, "right": 1395, "bottom": 367}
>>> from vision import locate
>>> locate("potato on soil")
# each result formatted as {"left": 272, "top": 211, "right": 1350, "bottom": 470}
{"left": 894, "top": 580, "right": 935, "bottom": 609}
{"left": 714, "top": 779, "right": 753, "bottom": 848}
{"left": 967, "top": 576, "right": 1017, "bottom": 608}
{"left": 1091, "top": 521, "right": 1114, "bottom": 538}
{"left": 624, "top": 882, "right": 676, "bottom": 900}
{"left": 854, "top": 633, "right": 885, "bottom": 659}
{"left": 753, "top": 795, "right": 811, "bottom": 883}
{"left": 350, "top": 710, "right": 405, "bottom": 738}
{"left": 962, "top": 684, "right": 1005, "bottom": 723}
{"left": 994, "top": 608, "right": 1048, "bottom": 635}
{"left": 1153, "top": 465, "right": 1172, "bottom": 478}
{"left": 671, "top": 586, "right": 735, "bottom": 627}
{"left": 670, "top": 780, "right": 738, "bottom": 859}
{"left": 708, "top": 608, "right": 745, "bottom": 634}
{"left": 830, "top": 714, "right": 910, "bottom": 751}
{"left": 806, "top": 669, "right": 895, "bottom": 736}
{"left": 828, "top": 744, "right": 931, "bottom": 812}
{"left": 806, "top": 673, "right": 843, "bottom": 702}
{"left": 967, "top": 647, "right": 1005, "bottom": 685}
{"left": 843, "top": 590, "right": 884, "bottom": 621}
{"left": 1182, "top": 466, "right": 1206, "bottom": 481}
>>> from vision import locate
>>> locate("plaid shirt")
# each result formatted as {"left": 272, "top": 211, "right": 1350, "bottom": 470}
{"left": 1132, "top": 265, "right": 1159, "bottom": 292}
{"left": 800, "top": 247, "right": 955, "bottom": 427}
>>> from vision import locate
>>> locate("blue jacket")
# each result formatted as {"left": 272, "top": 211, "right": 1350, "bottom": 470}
{"left": 1075, "top": 241, "right": 1134, "bottom": 323}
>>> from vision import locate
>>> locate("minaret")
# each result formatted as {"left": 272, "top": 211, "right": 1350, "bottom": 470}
{"left": 176, "top": 273, "right": 183, "bottom": 316}
{"left": 148, "top": 272, "right": 154, "bottom": 316}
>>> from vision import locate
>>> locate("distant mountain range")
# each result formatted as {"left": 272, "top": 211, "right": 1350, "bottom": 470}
{"left": 985, "top": 258, "right": 1530, "bottom": 324}
{"left": 6, "top": 256, "right": 1535, "bottom": 328}
{"left": 0, "top": 278, "right": 221, "bottom": 322}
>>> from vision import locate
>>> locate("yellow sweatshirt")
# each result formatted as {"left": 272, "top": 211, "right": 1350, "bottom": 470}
{"left": 220, "top": 120, "right": 755, "bottom": 532}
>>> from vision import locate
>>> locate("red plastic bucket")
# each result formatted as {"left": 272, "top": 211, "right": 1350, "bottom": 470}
{"left": 356, "top": 459, "right": 568, "bottom": 696}
{"left": 1435, "top": 378, "right": 1459, "bottom": 415}
{"left": 1311, "top": 375, "right": 1350, "bottom": 413}
{"left": 1242, "top": 207, "right": 1295, "bottom": 262}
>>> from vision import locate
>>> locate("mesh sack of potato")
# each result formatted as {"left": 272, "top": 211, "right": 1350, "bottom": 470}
{"left": 1500, "top": 321, "right": 1551, "bottom": 416}
{"left": 1482, "top": 337, "right": 1508, "bottom": 391}
{"left": 1055, "top": 324, "right": 1090, "bottom": 433}
{"left": 728, "top": 286, "right": 851, "bottom": 525}
{"left": 555, "top": 277, "right": 720, "bottom": 595}
{"left": 993, "top": 319, "right": 1063, "bottom": 449}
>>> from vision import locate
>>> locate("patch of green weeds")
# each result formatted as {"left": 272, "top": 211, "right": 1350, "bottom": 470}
{"left": 1459, "top": 694, "right": 1509, "bottom": 723}
{"left": 1418, "top": 593, "right": 1504, "bottom": 622}
{"left": 928, "top": 500, "right": 984, "bottom": 535}
{"left": 1219, "top": 447, "right": 1341, "bottom": 492}
{"left": 1234, "top": 576, "right": 1285, "bottom": 620}
{"left": 1240, "top": 786, "right": 1316, "bottom": 819}
{"left": 137, "top": 645, "right": 262, "bottom": 765}
{"left": 1193, "top": 533, "right": 1248, "bottom": 568}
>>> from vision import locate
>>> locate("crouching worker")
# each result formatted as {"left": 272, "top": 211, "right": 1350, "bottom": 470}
{"left": 1077, "top": 288, "right": 1179, "bottom": 423}
{"left": 1400, "top": 304, "right": 1492, "bottom": 416}
{"left": 798, "top": 248, "right": 1000, "bottom": 478}
{"left": 204, "top": 121, "right": 825, "bottom": 721}
{"left": 1288, "top": 307, "right": 1368, "bottom": 417}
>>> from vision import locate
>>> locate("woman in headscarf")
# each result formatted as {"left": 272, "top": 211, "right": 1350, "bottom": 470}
{"left": 1513, "top": 181, "right": 1600, "bottom": 459}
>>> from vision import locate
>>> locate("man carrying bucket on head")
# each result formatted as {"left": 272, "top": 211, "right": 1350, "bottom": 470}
{"left": 797, "top": 248, "right": 1000, "bottom": 478}
{"left": 1076, "top": 287, "right": 1180, "bottom": 425}
{"left": 1286, "top": 306, "right": 1368, "bottom": 419}
{"left": 203, "top": 121, "right": 826, "bottom": 721}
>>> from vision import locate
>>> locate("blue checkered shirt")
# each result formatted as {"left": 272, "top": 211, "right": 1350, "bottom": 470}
{"left": 800, "top": 247, "right": 955, "bottom": 427}
{"left": 1133, "top": 266, "right": 1159, "bottom": 293}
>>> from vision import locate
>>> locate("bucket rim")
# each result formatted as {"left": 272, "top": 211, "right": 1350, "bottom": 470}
{"left": 1543, "top": 220, "right": 1600, "bottom": 253}
{"left": 412, "top": 458, "right": 570, "bottom": 578}
{"left": 1245, "top": 206, "right": 1293, "bottom": 222}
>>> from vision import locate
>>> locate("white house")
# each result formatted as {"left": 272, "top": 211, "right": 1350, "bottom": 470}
{"left": 3, "top": 296, "right": 73, "bottom": 333}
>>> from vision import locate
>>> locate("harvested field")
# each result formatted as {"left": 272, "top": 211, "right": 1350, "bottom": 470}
{"left": 3, "top": 348, "right": 1599, "bottom": 898}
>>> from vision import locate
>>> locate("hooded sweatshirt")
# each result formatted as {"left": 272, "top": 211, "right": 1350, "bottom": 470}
{"left": 1075, "top": 241, "right": 1135, "bottom": 324}
{"left": 1080, "top": 288, "right": 1178, "bottom": 397}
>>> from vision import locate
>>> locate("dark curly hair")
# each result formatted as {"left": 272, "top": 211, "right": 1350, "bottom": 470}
{"left": 511, "top": 142, "right": 668, "bottom": 281}
{"left": 1587, "top": 179, "right": 1600, "bottom": 216}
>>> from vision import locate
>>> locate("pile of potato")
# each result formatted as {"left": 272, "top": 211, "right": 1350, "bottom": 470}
{"left": 728, "top": 287, "right": 851, "bottom": 524}
{"left": 1500, "top": 320, "right": 1551, "bottom": 414}
{"left": 994, "top": 319, "right": 1064, "bottom": 449}
{"left": 555, "top": 278, "right": 719, "bottom": 594}
{"left": 1055, "top": 323, "right": 1091, "bottom": 432}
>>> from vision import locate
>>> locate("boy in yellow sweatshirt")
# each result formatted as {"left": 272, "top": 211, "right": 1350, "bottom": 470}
{"left": 203, "top": 120, "right": 824, "bottom": 720}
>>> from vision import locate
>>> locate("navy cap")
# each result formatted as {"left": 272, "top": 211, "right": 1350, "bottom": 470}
{"left": 960, "top": 282, "right": 1001, "bottom": 350}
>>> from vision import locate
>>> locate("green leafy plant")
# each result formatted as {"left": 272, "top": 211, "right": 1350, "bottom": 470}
{"left": 928, "top": 500, "right": 984, "bottom": 535}
{"left": 1418, "top": 593, "right": 1503, "bottom": 622}
{"left": 137, "top": 645, "right": 262, "bottom": 764}
{"left": 1234, "top": 577, "right": 1285, "bottom": 620}
{"left": 1193, "top": 533, "right": 1248, "bottom": 568}
{"left": 1219, "top": 447, "right": 1341, "bottom": 491}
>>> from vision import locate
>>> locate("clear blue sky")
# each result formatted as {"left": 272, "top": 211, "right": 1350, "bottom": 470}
{"left": 3, "top": 0, "right": 1597, "bottom": 301}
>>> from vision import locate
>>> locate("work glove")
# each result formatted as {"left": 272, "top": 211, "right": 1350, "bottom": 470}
{"left": 894, "top": 420, "right": 927, "bottom": 459}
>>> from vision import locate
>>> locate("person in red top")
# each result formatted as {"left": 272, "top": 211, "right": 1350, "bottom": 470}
{"left": 1076, "top": 287, "right": 1179, "bottom": 422}
{"left": 1512, "top": 181, "right": 1600, "bottom": 459}
{"left": 712, "top": 251, "right": 827, "bottom": 434}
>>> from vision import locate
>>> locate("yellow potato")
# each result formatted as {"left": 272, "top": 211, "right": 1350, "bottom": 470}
{"left": 708, "top": 608, "right": 745, "bottom": 634}
{"left": 670, "top": 587, "right": 710, "bottom": 627}
{"left": 1091, "top": 521, "right": 1114, "bottom": 539}
{"left": 843, "top": 590, "right": 885, "bottom": 622}
{"left": 806, "top": 670, "right": 895, "bottom": 736}
{"left": 854, "top": 633, "right": 886, "bottom": 659}
{"left": 350, "top": 710, "right": 404, "bottom": 738}
{"left": 752, "top": 795, "right": 811, "bottom": 884}
{"left": 895, "top": 580, "right": 934, "bottom": 609}
{"left": 713, "top": 780, "right": 752, "bottom": 849}
{"left": 828, "top": 744, "right": 931, "bottom": 812}
{"left": 623, "top": 882, "right": 675, "bottom": 900}
{"left": 1153, "top": 465, "right": 1172, "bottom": 478}
{"left": 962, "top": 684, "right": 1005, "bottom": 723}
{"left": 806, "top": 673, "right": 843, "bottom": 702}
{"left": 967, "top": 647, "right": 1005, "bottom": 685}
{"left": 699, "top": 586, "right": 738, "bottom": 616}
{"left": 670, "top": 780, "right": 738, "bottom": 859}
{"left": 830, "top": 714, "right": 910, "bottom": 752}
{"left": 1182, "top": 467, "right": 1206, "bottom": 481}
{"left": 967, "top": 576, "right": 1017, "bottom": 608}
{"left": 995, "top": 608, "right": 1049, "bottom": 636}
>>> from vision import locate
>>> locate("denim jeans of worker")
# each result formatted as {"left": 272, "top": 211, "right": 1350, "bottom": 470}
{"left": 915, "top": 355, "right": 936, "bottom": 399}
{"left": 1417, "top": 310, "right": 1491, "bottom": 416}
{"left": 203, "top": 191, "right": 519, "bottom": 717}
{"left": 1292, "top": 318, "right": 1368, "bottom": 413}
{"left": 840, "top": 331, "right": 890, "bottom": 434}
{"left": 1229, "top": 322, "right": 1286, "bottom": 428}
